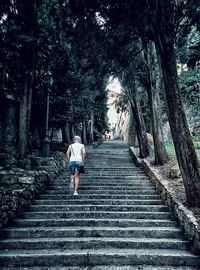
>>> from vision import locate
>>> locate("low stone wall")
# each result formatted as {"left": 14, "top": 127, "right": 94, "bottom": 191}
{"left": 129, "top": 147, "right": 200, "bottom": 253}
{"left": 0, "top": 151, "right": 66, "bottom": 231}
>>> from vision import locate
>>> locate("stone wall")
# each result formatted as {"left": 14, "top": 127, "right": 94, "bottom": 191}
{"left": 0, "top": 151, "right": 66, "bottom": 231}
{"left": 129, "top": 147, "right": 200, "bottom": 254}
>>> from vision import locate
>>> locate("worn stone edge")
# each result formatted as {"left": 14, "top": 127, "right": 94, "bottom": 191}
{"left": 129, "top": 147, "right": 200, "bottom": 253}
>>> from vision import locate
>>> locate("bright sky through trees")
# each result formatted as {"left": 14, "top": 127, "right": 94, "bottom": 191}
{"left": 106, "top": 76, "right": 122, "bottom": 93}
{"left": 106, "top": 76, "right": 122, "bottom": 129}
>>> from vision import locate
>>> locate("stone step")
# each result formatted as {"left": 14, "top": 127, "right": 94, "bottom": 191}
{"left": 49, "top": 186, "right": 156, "bottom": 191}
{"left": 1, "top": 227, "right": 182, "bottom": 239}
{"left": 0, "top": 248, "right": 199, "bottom": 267}
{"left": 34, "top": 199, "right": 163, "bottom": 205}
{"left": 54, "top": 180, "right": 151, "bottom": 185}
{"left": 1, "top": 141, "right": 198, "bottom": 269}
{"left": 54, "top": 174, "right": 150, "bottom": 180}
{"left": 86, "top": 156, "right": 131, "bottom": 158}
{"left": 57, "top": 176, "right": 150, "bottom": 180}
{"left": 29, "top": 205, "right": 169, "bottom": 212}
{"left": 84, "top": 167, "right": 144, "bottom": 169}
{"left": 82, "top": 170, "right": 146, "bottom": 176}
{"left": 84, "top": 172, "right": 146, "bottom": 175}
{"left": 80, "top": 173, "right": 147, "bottom": 176}
{"left": 86, "top": 160, "right": 134, "bottom": 162}
{"left": 0, "top": 266, "right": 198, "bottom": 270}
{"left": 54, "top": 185, "right": 156, "bottom": 190}
{"left": 60, "top": 177, "right": 150, "bottom": 182}
{"left": 77, "top": 173, "right": 148, "bottom": 176}
{"left": 13, "top": 218, "right": 178, "bottom": 228}
{"left": 75, "top": 179, "right": 152, "bottom": 182}
{"left": 43, "top": 189, "right": 157, "bottom": 195}
{"left": 83, "top": 167, "right": 141, "bottom": 170}
{"left": 38, "top": 194, "right": 160, "bottom": 200}
{"left": 21, "top": 211, "right": 173, "bottom": 219}
{"left": 53, "top": 180, "right": 153, "bottom": 185}
{"left": 0, "top": 237, "right": 189, "bottom": 250}
{"left": 84, "top": 167, "right": 140, "bottom": 169}
{"left": 84, "top": 165, "right": 138, "bottom": 167}
{"left": 75, "top": 169, "right": 146, "bottom": 172}
{"left": 56, "top": 176, "right": 150, "bottom": 180}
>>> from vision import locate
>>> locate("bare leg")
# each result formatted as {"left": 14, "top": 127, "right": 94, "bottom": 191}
{"left": 69, "top": 174, "right": 75, "bottom": 192}
{"left": 74, "top": 172, "right": 80, "bottom": 192}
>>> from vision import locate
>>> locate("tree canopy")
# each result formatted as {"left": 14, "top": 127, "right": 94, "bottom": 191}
{"left": 0, "top": 0, "right": 200, "bottom": 205}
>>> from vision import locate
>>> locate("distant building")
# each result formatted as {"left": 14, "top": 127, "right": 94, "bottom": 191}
{"left": 115, "top": 107, "right": 136, "bottom": 146}
{"left": 106, "top": 89, "right": 136, "bottom": 145}
{"left": 106, "top": 90, "right": 118, "bottom": 140}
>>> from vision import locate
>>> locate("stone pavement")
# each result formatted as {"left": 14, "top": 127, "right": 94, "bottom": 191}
{"left": 0, "top": 141, "right": 199, "bottom": 269}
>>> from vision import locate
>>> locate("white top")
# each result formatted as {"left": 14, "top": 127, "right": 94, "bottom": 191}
{"left": 70, "top": 142, "right": 84, "bottom": 162}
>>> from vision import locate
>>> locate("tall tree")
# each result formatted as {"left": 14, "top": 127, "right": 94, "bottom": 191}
{"left": 145, "top": 41, "right": 169, "bottom": 165}
{"left": 151, "top": 0, "right": 200, "bottom": 206}
{"left": 119, "top": 72, "right": 150, "bottom": 158}
{"left": 80, "top": 0, "right": 200, "bottom": 206}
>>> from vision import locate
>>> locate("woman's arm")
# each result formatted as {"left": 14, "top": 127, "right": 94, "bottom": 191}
{"left": 82, "top": 145, "right": 86, "bottom": 161}
{"left": 66, "top": 145, "right": 71, "bottom": 160}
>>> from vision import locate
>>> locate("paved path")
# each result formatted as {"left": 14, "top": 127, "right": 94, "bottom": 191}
{"left": 0, "top": 141, "right": 199, "bottom": 269}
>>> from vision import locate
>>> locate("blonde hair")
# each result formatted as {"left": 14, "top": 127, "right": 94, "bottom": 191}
{"left": 74, "top": 136, "right": 81, "bottom": 143}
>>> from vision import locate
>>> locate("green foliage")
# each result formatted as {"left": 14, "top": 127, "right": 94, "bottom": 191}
{"left": 0, "top": 0, "right": 110, "bottom": 144}
{"left": 194, "top": 142, "right": 200, "bottom": 150}
{"left": 193, "top": 135, "right": 200, "bottom": 141}
{"left": 179, "top": 65, "right": 200, "bottom": 117}
{"left": 1, "top": 0, "right": 199, "bottom": 149}
{"left": 187, "top": 26, "right": 200, "bottom": 65}
{"left": 115, "top": 92, "right": 129, "bottom": 113}
{"left": 165, "top": 137, "right": 200, "bottom": 157}
{"left": 176, "top": 25, "right": 200, "bottom": 67}
{"left": 164, "top": 139, "right": 175, "bottom": 157}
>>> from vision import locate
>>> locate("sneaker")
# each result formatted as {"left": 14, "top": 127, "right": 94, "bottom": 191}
{"left": 73, "top": 191, "right": 78, "bottom": 196}
{"left": 70, "top": 180, "right": 74, "bottom": 190}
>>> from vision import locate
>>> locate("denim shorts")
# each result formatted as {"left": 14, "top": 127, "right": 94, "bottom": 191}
{"left": 69, "top": 161, "right": 82, "bottom": 175}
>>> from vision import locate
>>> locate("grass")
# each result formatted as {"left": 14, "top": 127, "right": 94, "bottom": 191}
{"left": 194, "top": 142, "right": 200, "bottom": 150}
{"left": 165, "top": 137, "right": 200, "bottom": 161}
{"left": 193, "top": 135, "right": 200, "bottom": 142}
{"left": 165, "top": 140, "right": 175, "bottom": 157}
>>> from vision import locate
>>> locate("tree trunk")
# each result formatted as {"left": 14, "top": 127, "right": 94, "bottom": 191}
{"left": 27, "top": 72, "right": 34, "bottom": 130}
{"left": 129, "top": 99, "right": 149, "bottom": 158}
{"left": 19, "top": 76, "right": 29, "bottom": 168}
{"left": 90, "top": 111, "right": 94, "bottom": 143}
{"left": 121, "top": 75, "right": 149, "bottom": 158}
{"left": 147, "top": 41, "right": 169, "bottom": 165}
{"left": 82, "top": 119, "right": 87, "bottom": 145}
{"left": 18, "top": 0, "right": 37, "bottom": 165}
{"left": 155, "top": 39, "right": 200, "bottom": 206}
{"left": 127, "top": 108, "right": 137, "bottom": 146}
{"left": 70, "top": 124, "right": 75, "bottom": 142}
{"left": 61, "top": 127, "right": 66, "bottom": 143}
{"left": 62, "top": 124, "right": 71, "bottom": 144}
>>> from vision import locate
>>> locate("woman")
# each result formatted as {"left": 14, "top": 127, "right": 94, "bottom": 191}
{"left": 66, "top": 136, "right": 86, "bottom": 195}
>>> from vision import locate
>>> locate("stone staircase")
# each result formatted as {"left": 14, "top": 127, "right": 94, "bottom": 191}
{"left": 0, "top": 141, "right": 199, "bottom": 269}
